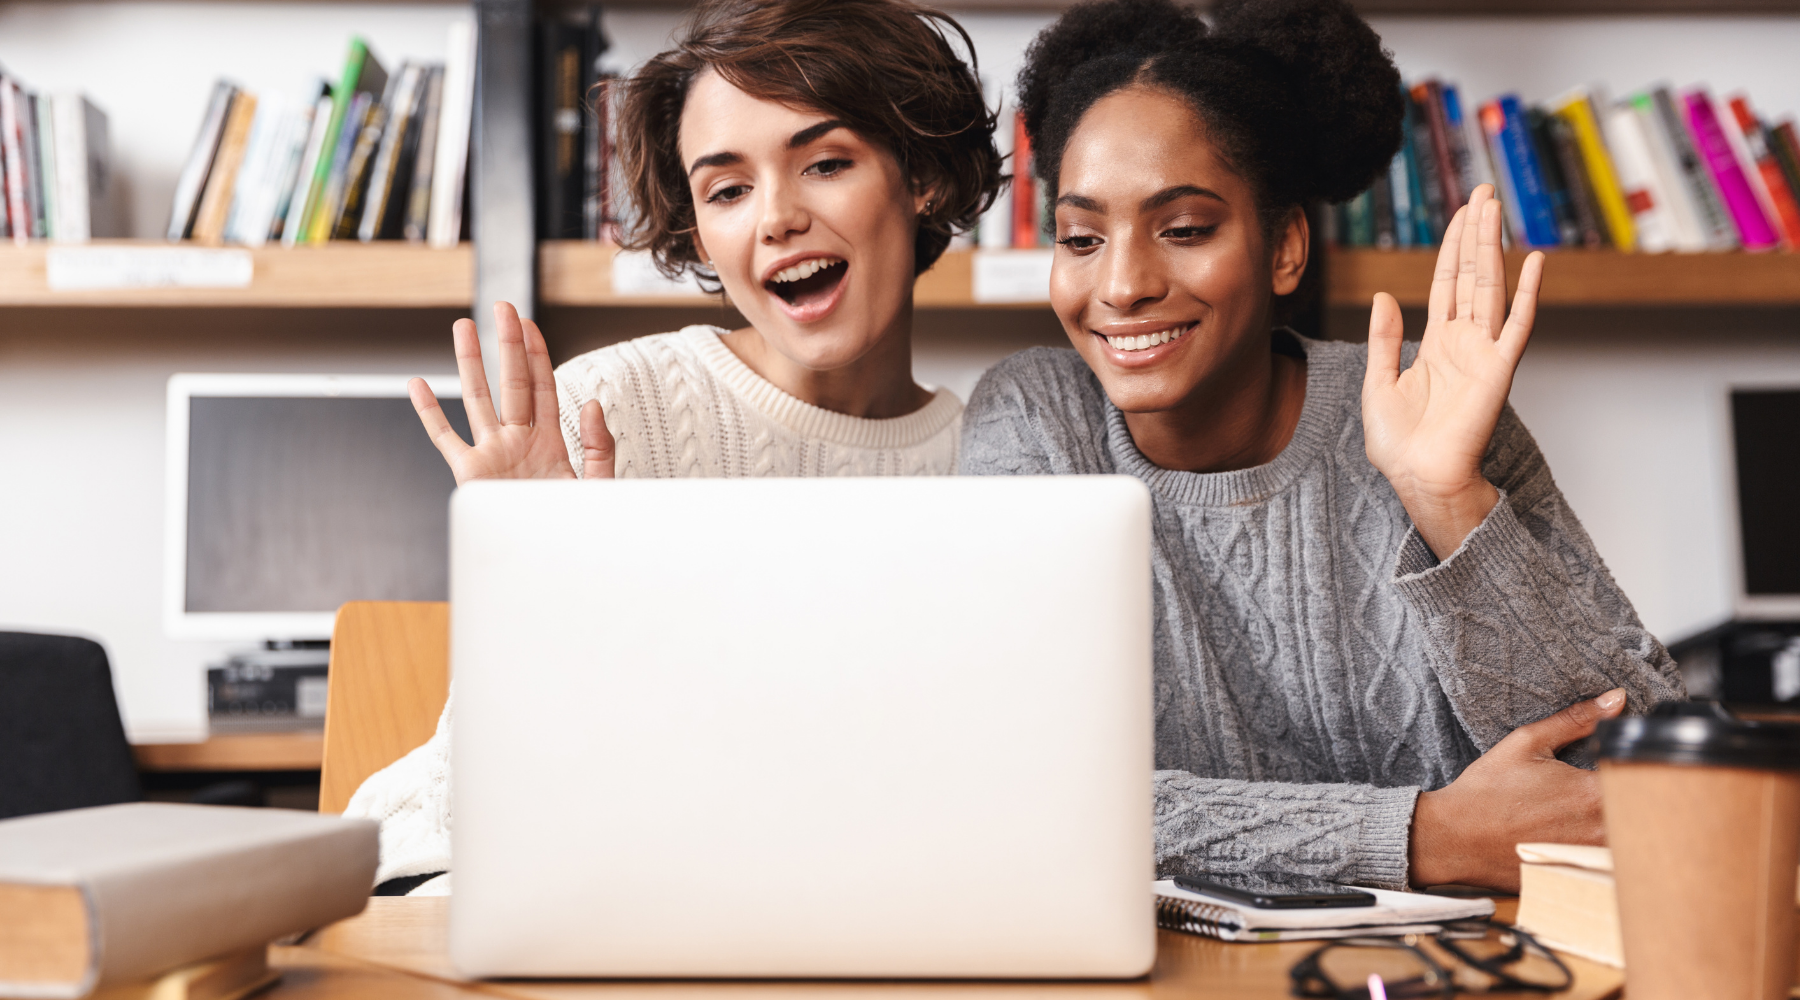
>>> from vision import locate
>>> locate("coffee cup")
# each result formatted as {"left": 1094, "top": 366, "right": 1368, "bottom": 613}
{"left": 1596, "top": 701, "right": 1800, "bottom": 1000}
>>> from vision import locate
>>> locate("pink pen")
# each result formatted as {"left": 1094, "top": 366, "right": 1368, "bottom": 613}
{"left": 1367, "top": 973, "right": 1389, "bottom": 1000}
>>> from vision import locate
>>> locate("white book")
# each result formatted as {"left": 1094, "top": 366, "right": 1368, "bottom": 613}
{"left": 1632, "top": 93, "right": 1707, "bottom": 251}
{"left": 1154, "top": 879, "right": 1494, "bottom": 943}
{"left": 32, "top": 93, "right": 56, "bottom": 240}
{"left": 222, "top": 93, "right": 283, "bottom": 245}
{"left": 47, "top": 92, "right": 116, "bottom": 242}
{"left": 428, "top": 18, "right": 476, "bottom": 249}
{"left": 281, "top": 93, "right": 336, "bottom": 248}
{"left": 1602, "top": 104, "right": 1677, "bottom": 253}
{"left": 978, "top": 77, "right": 1013, "bottom": 251}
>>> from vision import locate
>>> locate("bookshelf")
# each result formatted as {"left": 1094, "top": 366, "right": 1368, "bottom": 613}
{"left": 134, "top": 732, "right": 323, "bottom": 773}
{"left": 0, "top": 241, "right": 471, "bottom": 308}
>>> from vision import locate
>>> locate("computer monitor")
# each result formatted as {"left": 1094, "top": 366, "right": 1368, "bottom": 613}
{"left": 163, "top": 373, "right": 467, "bottom": 641}
{"left": 1729, "top": 386, "right": 1800, "bottom": 621}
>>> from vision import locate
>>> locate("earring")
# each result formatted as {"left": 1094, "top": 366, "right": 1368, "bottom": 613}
{"left": 921, "top": 200, "right": 935, "bottom": 217}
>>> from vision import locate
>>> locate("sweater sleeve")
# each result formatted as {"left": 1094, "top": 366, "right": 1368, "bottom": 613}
{"left": 1389, "top": 404, "right": 1686, "bottom": 753}
{"left": 1155, "top": 773, "right": 1420, "bottom": 890}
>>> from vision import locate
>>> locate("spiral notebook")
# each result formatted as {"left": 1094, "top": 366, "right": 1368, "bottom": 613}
{"left": 1153, "top": 879, "right": 1495, "bottom": 943}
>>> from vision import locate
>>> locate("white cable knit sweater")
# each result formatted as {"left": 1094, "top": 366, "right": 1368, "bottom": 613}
{"left": 343, "top": 325, "right": 962, "bottom": 894}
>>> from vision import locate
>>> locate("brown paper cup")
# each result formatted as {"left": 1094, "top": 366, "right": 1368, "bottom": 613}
{"left": 1597, "top": 703, "right": 1800, "bottom": 1000}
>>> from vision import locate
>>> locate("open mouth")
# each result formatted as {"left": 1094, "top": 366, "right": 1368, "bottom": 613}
{"left": 765, "top": 257, "right": 848, "bottom": 310}
{"left": 1096, "top": 323, "right": 1194, "bottom": 353}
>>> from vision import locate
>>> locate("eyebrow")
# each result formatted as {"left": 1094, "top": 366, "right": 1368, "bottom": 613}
{"left": 1055, "top": 185, "right": 1226, "bottom": 215}
{"left": 687, "top": 119, "right": 853, "bottom": 177}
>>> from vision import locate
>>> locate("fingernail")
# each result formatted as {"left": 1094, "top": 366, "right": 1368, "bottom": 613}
{"left": 1598, "top": 688, "right": 1625, "bottom": 711}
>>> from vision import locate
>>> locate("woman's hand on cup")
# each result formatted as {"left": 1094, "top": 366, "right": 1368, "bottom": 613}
{"left": 1408, "top": 688, "right": 1625, "bottom": 892}
{"left": 1362, "top": 184, "right": 1545, "bottom": 560}
{"left": 410, "top": 301, "right": 615, "bottom": 484}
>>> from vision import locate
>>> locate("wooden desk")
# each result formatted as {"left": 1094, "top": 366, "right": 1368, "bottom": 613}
{"left": 133, "top": 732, "right": 324, "bottom": 772}
{"left": 272, "top": 897, "right": 1624, "bottom": 999}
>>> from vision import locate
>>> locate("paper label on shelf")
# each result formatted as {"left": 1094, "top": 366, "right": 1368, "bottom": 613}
{"left": 611, "top": 249, "right": 708, "bottom": 297}
{"left": 46, "top": 246, "right": 254, "bottom": 291}
{"left": 973, "top": 250, "right": 1053, "bottom": 303}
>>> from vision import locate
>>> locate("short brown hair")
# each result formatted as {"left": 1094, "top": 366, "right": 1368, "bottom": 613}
{"left": 615, "top": 0, "right": 1004, "bottom": 283}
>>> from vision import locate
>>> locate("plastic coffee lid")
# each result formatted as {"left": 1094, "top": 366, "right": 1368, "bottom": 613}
{"left": 1596, "top": 701, "right": 1800, "bottom": 770}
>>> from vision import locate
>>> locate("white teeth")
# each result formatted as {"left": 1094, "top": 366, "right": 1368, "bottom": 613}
{"left": 770, "top": 257, "right": 843, "bottom": 284}
{"left": 1104, "top": 325, "right": 1192, "bottom": 352}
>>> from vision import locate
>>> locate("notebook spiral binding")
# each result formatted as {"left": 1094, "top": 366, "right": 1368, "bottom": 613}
{"left": 1154, "top": 894, "right": 1246, "bottom": 940}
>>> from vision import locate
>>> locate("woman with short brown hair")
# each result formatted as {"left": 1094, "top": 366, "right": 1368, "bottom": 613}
{"left": 355, "top": 0, "right": 1007, "bottom": 894}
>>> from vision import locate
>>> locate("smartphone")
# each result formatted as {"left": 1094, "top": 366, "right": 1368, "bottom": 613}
{"left": 1169, "top": 873, "right": 1376, "bottom": 909}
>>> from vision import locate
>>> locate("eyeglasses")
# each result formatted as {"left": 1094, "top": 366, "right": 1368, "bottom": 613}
{"left": 1289, "top": 920, "right": 1574, "bottom": 999}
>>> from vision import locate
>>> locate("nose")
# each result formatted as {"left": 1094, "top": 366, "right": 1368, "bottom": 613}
{"left": 758, "top": 175, "right": 810, "bottom": 245}
{"left": 1097, "top": 231, "right": 1167, "bottom": 313}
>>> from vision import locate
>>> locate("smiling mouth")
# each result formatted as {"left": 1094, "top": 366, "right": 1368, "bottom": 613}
{"left": 1098, "top": 324, "right": 1194, "bottom": 352}
{"left": 765, "top": 257, "right": 848, "bottom": 308}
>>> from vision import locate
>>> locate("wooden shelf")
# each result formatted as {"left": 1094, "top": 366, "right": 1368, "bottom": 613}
{"left": 0, "top": 240, "right": 472, "bottom": 307}
{"left": 134, "top": 731, "right": 323, "bottom": 772}
{"left": 1328, "top": 248, "right": 1800, "bottom": 308}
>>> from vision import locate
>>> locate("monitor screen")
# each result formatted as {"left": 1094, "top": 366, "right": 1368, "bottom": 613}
{"left": 1732, "top": 389, "right": 1800, "bottom": 597}
{"left": 183, "top": 394, "right": 471, "bottom": 615}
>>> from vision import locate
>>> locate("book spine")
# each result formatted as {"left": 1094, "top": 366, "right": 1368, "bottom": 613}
{"left": 26, "top": 93, "right": 52, "bottom": 239}
{"left": 405, "top": 67, "right": 444, "bottom": 243}
{"left": 1404, "top": 88, "right": 1445, "bottom": 240}
{"left": 1546, "top": 114, "right": 1604, "bottom": 248}
{"left": 428, "top": 19, "right": 476, "bottom": 249}
{"left": 1771, "top": 122, "right": 1800, "bottom": 235}
{"left": 1416, "top": 81, "right": 1463, "bottom": 219}
{"left": 1495, "top": 96, "right": 1562, "bottom": 247}
{"left": 1631, "top": 93, "right": 1707, "bottom": 251}
{"left": 299, "top": 37, "right": 369, "bottom": 244}
{"left": 1602, "top": 103, "right": 1675, "bottom": 252}
{"left": 1344, "top": 187, "right": 1373, "bottom": 246}
{"left": 359, "top": 64, "right": 421, "bottom": 241}
{"left": 1684, "top": 90, "right": 1780, "bottom": 250}
{"left": 50, "top": 94, "right": 89, "bottom": 241}
{"left": 1, "top": 80, "right": 31, "bottom": 244}
{"left": 1553, "top": 94, "right": 1635, "bottom": 251}
{"left": 539, "top": 22, "right": 584, "bottom": 241}
{"left": 281, "top": 94, "right": 335, "bottom": 247}
{"left": 191, "top": 91, "right": 258, "bottom": 246}
{"left": 380, "top": 71, "right": 428, "bottom": 240}
{"left": 1527, "top": 108, "right": 1578, "bottom": 246}
{"left": 1371, "top": 171, "right": 1396, "bottom": 249}
{"left": 1011, "top": 110, "right": 1035, "bottom": 248}
{"left": 1478, "top": 100, "right": 1528, "bottom": 246}
{"left": 1729, "top": 97, "right": 1800, "bottom": 248}
{"left": 314, "top": 91, "right": 372, "bottom": 242}
{"left": 1386, "top": 142, "right": 1413, "bottom": 248}
{"left": 166, "top": 80, "right": 235, "bottom": 241}
{"left": 1440, "top": 85, "right": 1478, "bottom": 205}
{"left": 332, "top": 99, "right": 388, "bottom": 239}
{"left": 1654, "top": 88, "right": 1736, "bottom": 250}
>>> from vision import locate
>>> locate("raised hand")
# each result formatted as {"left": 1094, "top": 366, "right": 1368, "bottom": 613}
{"left": 410, "top": 301, "right": 616, "bottom": 484}
{"left": 1408, "top": 689, "right": 1624, "bottom": 891}
{"left": 1362, "top": 184, "right": 1545, "bottom": 559}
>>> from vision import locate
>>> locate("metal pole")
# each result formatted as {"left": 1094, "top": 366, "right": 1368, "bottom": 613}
{"left": 472, "top": 0, "right": 536, "bottom": 370}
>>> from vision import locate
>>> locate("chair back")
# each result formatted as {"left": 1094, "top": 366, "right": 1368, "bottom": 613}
{"left": 0, "top": 632, "right": 141, "bottom": 819}
{"left": 319, "top": 602, "right": 450, "bottom": 814}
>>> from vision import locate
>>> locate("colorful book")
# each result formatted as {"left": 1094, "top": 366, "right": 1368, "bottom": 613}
{"left": 1527, "top": 107, "right": 1579, "bottom": 245}
{"left": 1405, "top": 86, "right": 1445, "bottom": 240}
{"left": 2, "top": 76, "right": 33, "bottom": 242}
{"left": 1603, "top": 103, "right": 1680, "bottom": 253}
{"left": 1485, "top": 96, "right": 1560, "bottom": 247}
{"left": 1012, "top": 110, "right": 1036, "bottom": 248}
{"left": 361, "top": 64, "right": 427, "bottom": 241}
{"left": 1653, "top": 87, "right": 1736, "bottom": 250}
{"left": 1440, "top": 85, "right": 1479, "bottom": 206}
{"left": 167, "top": 80, "right": 236, "bottom": 241}
{"left": 1414, "top": 81, "right": 1465, "bottom": 220}
{"left": 313, "top": 91, "right": 372, "bottom": 241}
{"left": 1771, "top": 122, "right": 1800, "bottom": 232}
{"left": 280, "top": 91, "right": 336, "bottom": 247}
{"left": 333, "top": 92, "right": 390, "bottom": 239}
{"left": 1630, "top": 92, "right": 1707, "bottom": 251}
{"left": 1544, "top": 113, "right": 1605, "bottom": 247}
{"left": 300, "top": 37, "right": 387, "bottom": 244}
{"left": 1728, "top": 95, "right": 1800, "bottom": 248}
{"left": 1683, "top": 89, "right": 1780, "bottom": 251}
{"left": 1386, "top": 139, "right": 1415, "bottom": 248}
{"left": 1552, "top": 90, "right": 1634, "bottom": 251}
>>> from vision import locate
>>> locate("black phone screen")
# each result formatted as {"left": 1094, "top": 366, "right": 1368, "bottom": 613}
{"left": 1169, "top": 873, "right": 1377, "bottom": 909}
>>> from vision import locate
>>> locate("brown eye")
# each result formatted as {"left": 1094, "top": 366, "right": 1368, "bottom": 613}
{"left": 806, "top": 158, "right": 852, "bottom": 177}
{"left": 1056, "top": 235, "right": 1101, "bottom": 250}
{"left": 1163, "top": 225, "right": 1218, "bottom": 240}
{"left": 706, "top": 184, "right": 749, "bottom": 205}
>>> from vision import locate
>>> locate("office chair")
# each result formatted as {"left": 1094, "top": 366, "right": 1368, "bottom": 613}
{"left": 318, "top": 602, "right": 450, "bottom": 814}
{"left": 0, "top": 631, "right": 142, "bottom": 820}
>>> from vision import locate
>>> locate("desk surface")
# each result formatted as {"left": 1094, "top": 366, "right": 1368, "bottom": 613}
{"left": 274, "top": 897, "right": 1623, "bottom": 1000}
{"left": 133, "top": 732, "right": 323, "bottom": 772}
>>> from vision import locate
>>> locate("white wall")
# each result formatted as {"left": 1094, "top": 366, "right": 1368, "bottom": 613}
{"left": 1, "top": 4, "right": 1795, "bottom": 739}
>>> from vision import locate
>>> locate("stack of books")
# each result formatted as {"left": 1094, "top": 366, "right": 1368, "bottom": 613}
{"left": 0, "top": 67, "right": 119, "bottom": 243}
{"left": 167, "top": 24, "right": 476, "bottom": 249}
{"left": 1332, "top": 80, "right": 1800, "bottom": 254}
{"left": 537, "top": 6, "right": 620, "bottom": 242}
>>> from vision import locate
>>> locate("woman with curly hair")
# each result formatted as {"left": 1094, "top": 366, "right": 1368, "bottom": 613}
{"left": 961, "top": 0, "right": 1684, "bottom": 891}
{"left": 351, "top": 0, "right": 1005, "bottom": 895}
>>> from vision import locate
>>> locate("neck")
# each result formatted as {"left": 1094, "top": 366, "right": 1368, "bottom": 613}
{"left": 1122, "top": 331, "right": 1307, "bottom": 474}
{"left": 718, "top": 300, "right": 932, "bottom": 419}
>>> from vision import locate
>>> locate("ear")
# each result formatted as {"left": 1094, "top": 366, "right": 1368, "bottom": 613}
{"left": 912, "top": 174, "right": 942, "bottom": 218}
{"left": 1271, "top": 205, "right": 1308, "bottom": 297}
{"left": 690, "top": 228, "right": 712, "bottom": 267}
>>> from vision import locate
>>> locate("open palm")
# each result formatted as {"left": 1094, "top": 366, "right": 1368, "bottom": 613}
{"left": 410, "top": 301, "right": 614, "bottom": 483}
{"left": 1362, "top": 184, "right": 1544, "bottom": 556}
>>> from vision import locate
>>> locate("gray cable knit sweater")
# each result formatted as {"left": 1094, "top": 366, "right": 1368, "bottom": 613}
{"left": 959, "top": 334, "right": 1685, "bottom": 890}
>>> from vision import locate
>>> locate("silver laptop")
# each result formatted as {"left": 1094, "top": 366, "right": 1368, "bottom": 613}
{"left": 448, "top": 477, "right": 1154, "bottom": 979}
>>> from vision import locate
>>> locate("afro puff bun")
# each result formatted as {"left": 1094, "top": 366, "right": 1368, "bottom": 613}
{"left": 1016, "top": 0, "right": 1402, "bottom": 217}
